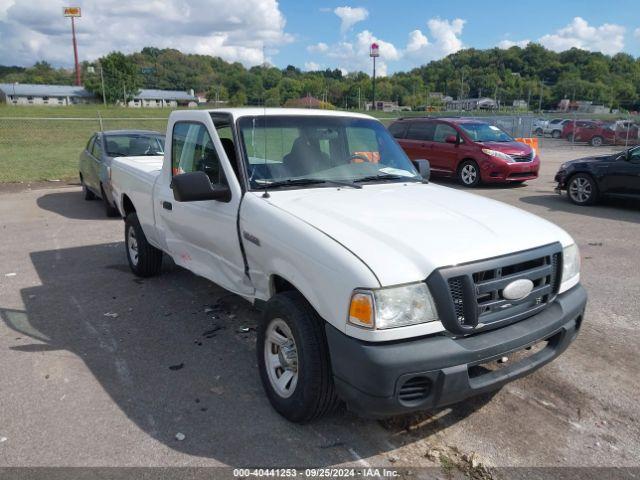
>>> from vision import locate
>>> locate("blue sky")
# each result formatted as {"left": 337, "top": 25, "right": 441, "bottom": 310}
{"left": 0, "top": 0, "right": 638, "bottom": 73}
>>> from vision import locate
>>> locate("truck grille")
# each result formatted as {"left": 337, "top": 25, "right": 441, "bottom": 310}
{"left": 427, "top": 243, "right": 563, "bottom": 335}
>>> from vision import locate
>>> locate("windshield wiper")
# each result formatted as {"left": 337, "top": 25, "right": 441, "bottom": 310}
{"left": 258, "top": 178, "right": 361, "bottom": 189}
{"left": 353, "top": 173, "right": 420, "bottom": 183}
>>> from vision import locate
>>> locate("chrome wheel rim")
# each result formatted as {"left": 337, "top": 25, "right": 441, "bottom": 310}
{"left": 461, "top": 164, "right": 477, "bottom": 185}
{"left": 127, "top": 227, "right": 139, "bottom": 266}
{"left": 569, "top": 177, "right": 592, "bottom": 203}
{"left": 264, "top": 318, "right": 298, "bottom": 398}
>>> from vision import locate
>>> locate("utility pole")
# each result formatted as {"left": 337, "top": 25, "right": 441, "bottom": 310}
{"left": 358, "top": 87, "right": 361, "bottom": 110}
{"left": 538, "top": 81, "right": 544, "bottom": 113}
{"left": 63, "top": 7, "right": 82, "bottom": 86}
{"left": 99, "top": 64, "right": 106, "bottom": 106}
{"left": 123, "top": 83, "right": 127, "bottom": 106}
{"left": 370, "top": 43, "right": 379, "bottom": 111}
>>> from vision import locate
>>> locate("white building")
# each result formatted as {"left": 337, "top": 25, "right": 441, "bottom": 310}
{"left": 0, "top": 83, "right": 96, "bottom": 106}
{"left": 445, "top": 97, "right": 497, "bottom": 111}
{"left": 127, "top": 89, "right": 198, "bottom": 108}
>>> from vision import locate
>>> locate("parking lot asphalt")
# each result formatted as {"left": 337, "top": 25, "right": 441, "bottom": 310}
{"left": 0, "top": 139, "right": 639, "bottom": 470}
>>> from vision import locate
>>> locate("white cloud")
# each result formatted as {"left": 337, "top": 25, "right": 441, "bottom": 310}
{"left": 304, "top": 61, "right": 322, "bottom": 71}
{"left": 634, "top": 27, "right": 640, "bottom": 39}
{"left": 500, "top": 17, "right": 626, "bottom": 55}
{"left": 539, "top": 17, "right": 625, "bottom": 54}
{"left": 325, "top": 30, "right": 400, "bottom": 76}
{"left": 497, "top": 39, "right": 530, "bottom": 49}
{"left": 0, "top": 0, "right": 292, "bottom": 67}
{"left": 334, "top": 6, "right": 368, "bottom": 34}
{"left": 404, "top": 18, "right": 465, "bottom": 61}
{"left": 307, "top": 42, "right": 329, "bottom": 53}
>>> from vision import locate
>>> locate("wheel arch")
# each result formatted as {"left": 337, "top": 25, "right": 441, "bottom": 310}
{"left": 121, "top": 194, "right": 136, "bottom": 217}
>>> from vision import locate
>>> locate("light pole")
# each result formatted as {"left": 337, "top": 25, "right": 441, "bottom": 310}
{"left": 63, "top": 7, "right": 82, "bottom": 86}
{"left": 369, "top": 43, "right": 379, "bottom": 111}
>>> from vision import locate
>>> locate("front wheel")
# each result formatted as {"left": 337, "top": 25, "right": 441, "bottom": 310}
{"left": 458, "top": 160, "right": 481, "bottom": 187}
{"left": 81, "top": 176, "right": 96, "bottom": 200}
{"left": 534, "top": 128, "right": 543, "bottom": 136}
{"left": 590, "top": 136, "right": 603, "bottom": 147}
{"left": 257, "top": 291, "right": 339, "bottom": 422}
{"left": 552, "top": 130, "right": 561, "bottom": 139}
{"left": 124, "top": 212, "right": 163, "bottom": 277}
{"left": 567, "top": 173, "right": 598, "bottom": 206}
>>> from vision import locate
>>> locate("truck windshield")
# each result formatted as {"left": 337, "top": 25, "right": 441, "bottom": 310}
{"left": 236, "top": 115, "right": 420, "bottom": 190}
{"left": 460, "top": 123, "right": 513, "bottom": 142}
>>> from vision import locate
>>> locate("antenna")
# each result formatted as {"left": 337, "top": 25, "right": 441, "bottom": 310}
{"left": 262, "top": 43, "right": 270, "bottom": 198}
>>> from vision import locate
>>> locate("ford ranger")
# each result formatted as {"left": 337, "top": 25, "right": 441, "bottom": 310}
{"left": 110, "top": 109, "right": 587, "bottom": 422}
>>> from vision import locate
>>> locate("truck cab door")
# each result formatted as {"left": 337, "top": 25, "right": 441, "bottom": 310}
{"left": 155, "top": 112, "right": 253, "bottom": 296}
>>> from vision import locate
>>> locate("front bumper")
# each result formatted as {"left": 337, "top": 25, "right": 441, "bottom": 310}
{"left": 479, "top": 157, "right": 540, "bottom": 183}
{"left": 326, "top": 285, "right": 587, "bottom": 418}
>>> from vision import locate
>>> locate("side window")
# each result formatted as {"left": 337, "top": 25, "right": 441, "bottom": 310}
{"left": 172, "top": 122, "right": 226, "bottom": 185}
{"left": 406, "top": 122, "right": 435, "bottom": 141}
{"left": 86, "top": 135, "right": 95, "bottom": 152}
{"left": 433, "top": 123, "right": 458, "bottom": 142}
{"left": 91, "top": 136, "right": 103, "bottom": 158}
{"left": 388, "top": 122, "right": 407, "bottom": 139}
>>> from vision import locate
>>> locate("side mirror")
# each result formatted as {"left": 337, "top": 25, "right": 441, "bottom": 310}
{"left": 413, "top": 159, "right": 430, "bottom": 182}
{"left": 171, "top": 171, "right": 231, "bottom": 202}
{"left": 445, "top": 135, "right": 458, "bottom": 144}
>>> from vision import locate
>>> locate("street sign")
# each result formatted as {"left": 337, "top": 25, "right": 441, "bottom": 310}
{"left": 369, "top": 43, "right": 379, "bottom": 57}
{"left": 63, "top": 7, "right": 81, "bottom": 17}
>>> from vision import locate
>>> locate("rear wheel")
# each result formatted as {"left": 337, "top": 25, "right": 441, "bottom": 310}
{"left": 124, "top": 212, "right": 163, "bottom": 276}
{"left": 458, "top": 160, "right": 481, "bottom": 187}
{"left": 567, "top": 173, "right": 598, "bottom": 206}
{"left": 534, "top": 128, "right": 543, "bottom": 136}
{"left": 257, "top": 291, "right": 339, "bottom": 423}
{"left": 81, "top": 176, "right": 96, "bottom": 200}
{"left": 101, "top": 184, "right": 119, "bottom": 217}
{"left": 552, "top": 130, "right": 561, "bottom": 139}
{"left": 590, "top": 136, "right": 603, "bottom": 147}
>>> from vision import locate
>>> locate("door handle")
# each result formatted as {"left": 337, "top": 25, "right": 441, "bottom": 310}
{"left": 162, "top": 201, "right": 172, "bottom": 211}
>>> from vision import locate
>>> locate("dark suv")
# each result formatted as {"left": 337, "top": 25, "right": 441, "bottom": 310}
{"left": 389, "top": 117, "right": 539, "bottom": 187}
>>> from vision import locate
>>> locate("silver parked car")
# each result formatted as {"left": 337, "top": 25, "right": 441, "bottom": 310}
{"left": 79, "top": 130, "right": 164, "bottom": 216}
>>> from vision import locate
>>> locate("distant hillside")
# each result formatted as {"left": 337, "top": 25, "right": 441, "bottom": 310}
{"left": 1, "top": 44, "right": 639, "bottom": 110}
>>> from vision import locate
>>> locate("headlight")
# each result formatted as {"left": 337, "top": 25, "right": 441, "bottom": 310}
{"left": 348, "top": 283, "right": 438, "bottom": 329}
{"left": 560, "top": 243, "right": 580, "bottom": 292}
{"left": 481, "top": 148, "right": 514, "bottom": 163}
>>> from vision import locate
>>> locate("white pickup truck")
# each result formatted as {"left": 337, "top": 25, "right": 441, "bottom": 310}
{"left": 111, "top": 108, "right": 587, "bottom": 422}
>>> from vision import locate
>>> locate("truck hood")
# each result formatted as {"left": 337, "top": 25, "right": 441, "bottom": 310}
{"left": 263, "top": 183, "right": 573, "bottom": 286}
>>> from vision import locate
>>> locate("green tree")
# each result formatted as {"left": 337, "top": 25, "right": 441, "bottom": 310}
{"left": 84, "top": 52, "right": 142, "bottom": 104}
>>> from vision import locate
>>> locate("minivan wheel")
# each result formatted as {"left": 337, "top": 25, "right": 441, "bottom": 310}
{"left": 568, "top": 174, "right": 598, "bottom": 206}
{"left": 257, "top": 291, "right": 339, "bottom": 423}
{"left": 124, "top": 212, "right": 163, "bottom": 277}
{"left": 590, "top": 136, "right": 603, "bottom": 147}
{"left": 458, "top": 160, "right": 481, "bottom": 187}
{"left": 101, "top": 185, "right": 120, "bottom": 217}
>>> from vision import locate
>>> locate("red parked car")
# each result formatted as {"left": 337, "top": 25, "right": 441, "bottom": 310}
{"left": 561, "top": 120, "right": 600, "bottom": 141}
{"left": 574, "top": 121, "right": 640, "bottom": 147}
{"left": 388, "top": 117, "right": 539, "bottom": 187}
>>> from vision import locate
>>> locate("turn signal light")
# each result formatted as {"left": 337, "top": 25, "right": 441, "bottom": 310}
{"left": 349, "top": 292, "right": 374, "bottom": 328}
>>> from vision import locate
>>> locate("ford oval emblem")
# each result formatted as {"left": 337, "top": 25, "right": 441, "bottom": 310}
{"left": 502, "top": 279, "right": 534, "bottom": 300}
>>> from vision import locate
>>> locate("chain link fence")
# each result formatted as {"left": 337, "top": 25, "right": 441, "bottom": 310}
{"left": 1, "top": 110, "right": 638, "bottom": 183}
{"left": 0, "top": 115, "right": 167, "bottom": 182}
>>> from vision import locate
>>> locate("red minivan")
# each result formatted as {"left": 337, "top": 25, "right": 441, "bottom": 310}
{"left": 388, "top": 118, "right": 540, "bottom": 187}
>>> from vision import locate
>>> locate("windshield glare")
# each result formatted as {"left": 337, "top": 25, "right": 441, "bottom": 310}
{"left": 237, "top": 116, "right": 420, "bottom": 189}
{"left": 460, "top": 123, "right": 513, "bottom": 142}
{"left": 105, "top": 134, "right": 165, "bottom": 157}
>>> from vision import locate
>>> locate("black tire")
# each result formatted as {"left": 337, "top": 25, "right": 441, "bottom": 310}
{"left": 567, "top": 173, "right": 599, "bottom": 206}
{"left": 124, "top": 212, "right": 163, "bottom": 277}
{"left": 81, "top": 175, "right": 96, "bottom": 200}
{"left": 457, "top": 160, "right": 481, "bottom": 187}
{"left": 534, "top": 128, "right": 543, "bottom": 136}
{"left": 552, "top": 130, "right": 561, "bottom": 139}
{"left": 257, "top": 291, "right": 339, "bottom": 423}
{"left": 590, "top": 136, "right": 603, "bottom": 147}
{"left": 101, "top": 184, "right": 120, "bottom": 218}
